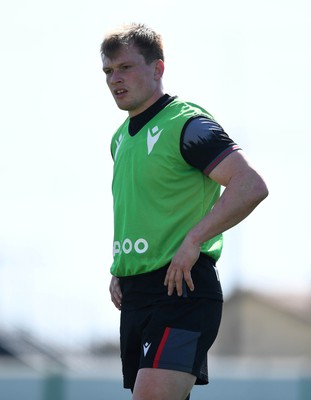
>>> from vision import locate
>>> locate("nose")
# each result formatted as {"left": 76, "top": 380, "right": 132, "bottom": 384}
{"left": 110, "top": 70, "right": 123, "bottom": 85}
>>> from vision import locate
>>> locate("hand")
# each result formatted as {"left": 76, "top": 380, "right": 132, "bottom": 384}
{"left": 164, "top": 238, "right": 201, "bottom": 296}
{"left": 109, "top": 276, "right": 122, "bottom": 310}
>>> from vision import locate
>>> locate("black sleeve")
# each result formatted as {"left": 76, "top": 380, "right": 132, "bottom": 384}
{"left": 180, "top": 116, "right": 241, "bottom": 175}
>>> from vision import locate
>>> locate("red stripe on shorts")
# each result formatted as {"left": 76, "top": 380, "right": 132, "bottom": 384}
{"left": 153, "top": 327, "right": 171, "bottom": 368}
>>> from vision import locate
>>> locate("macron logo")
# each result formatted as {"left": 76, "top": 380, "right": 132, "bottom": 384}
{"left": 114, "top": 134, "right": 123, "bottom": 160}
{"left": 147, "top": 126, "right": 163, "bottom": 155}
{"left": 143, "top": 342, "right": 152, "bottom": 357}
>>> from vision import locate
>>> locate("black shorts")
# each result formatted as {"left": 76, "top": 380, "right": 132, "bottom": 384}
{"left": 118, "top": 253, "right": 223, "bottom": 390}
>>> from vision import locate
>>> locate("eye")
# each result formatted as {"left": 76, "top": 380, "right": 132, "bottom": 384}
{"left": 103, "top": 68, "right": 112, "bottom": 75}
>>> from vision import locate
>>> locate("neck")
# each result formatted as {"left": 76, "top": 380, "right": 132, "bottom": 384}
{"left": 128, "top": 87, "right": 165, "bottom": 118}
{"left": 128, "top": 93, "right": 176, "bottom": 136}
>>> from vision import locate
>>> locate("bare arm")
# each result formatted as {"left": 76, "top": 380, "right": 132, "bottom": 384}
{"left": 164, "top": 150, "right": 269, "bottom": 296}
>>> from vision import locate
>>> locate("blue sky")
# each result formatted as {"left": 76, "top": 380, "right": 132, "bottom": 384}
{"left": 0, "top": 0, "right": 310, "bottom": 346}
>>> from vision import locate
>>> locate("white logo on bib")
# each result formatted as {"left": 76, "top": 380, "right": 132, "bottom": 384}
{"left": 147, "top": 126, "right": 163, "bottom": 155}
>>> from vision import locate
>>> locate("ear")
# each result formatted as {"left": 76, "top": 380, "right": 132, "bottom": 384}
{"left": 154, "top": 59, "right": 165, "bottom": 80}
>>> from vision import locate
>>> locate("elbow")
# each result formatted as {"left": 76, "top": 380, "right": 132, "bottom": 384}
{"left": 251, "top": 177, "right": 269, "bottom": 206}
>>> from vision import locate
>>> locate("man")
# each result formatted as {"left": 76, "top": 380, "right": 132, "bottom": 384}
{"left": 100, "top": 23, "right": 268, "bottom": 400}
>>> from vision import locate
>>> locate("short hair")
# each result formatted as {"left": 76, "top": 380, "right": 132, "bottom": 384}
{"left": 100, "top": 23, "right": 164, "bottom": 64}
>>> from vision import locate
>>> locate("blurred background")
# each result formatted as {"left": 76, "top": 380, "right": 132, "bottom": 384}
{"left": 0, "top": 0, "right": 310, "bottom": 399}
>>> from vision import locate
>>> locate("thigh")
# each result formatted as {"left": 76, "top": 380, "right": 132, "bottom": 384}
{"left": 120, "top": 306, "right": 152, "bottom": 390}
{"left": 140, "top": 297, "right": 223, "bottom": 385}
{"left": 120, "top": 297, "right": 222, "bottom": 391}
{"left": 133, "top": 368, "right": 195, "bottom": 400}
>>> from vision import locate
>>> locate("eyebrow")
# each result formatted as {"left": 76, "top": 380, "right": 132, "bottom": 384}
{"left": 103, "top": 60, "right": 135, "bottom": 70}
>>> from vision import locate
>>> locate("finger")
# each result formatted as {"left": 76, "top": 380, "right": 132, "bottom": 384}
{"left": 174, "top": 270, "right": 184, "bottom": 296}
{"left": 110, "top": 278, "right": 122, "bottom": 310}
{"left": 167, "top": 269, "right": 184, "bottom": 296}
{"left": 164, "top": 264, "right": 173, "bottom": 287}
{"left": 115, "top": 300, "right": 122, "bottom": 310}
{"left": 111, "top": 293, "right": 122, "bottom": 310}
{"left": 167, "top": 277, "right": 175, "bottom": 296}
{"left": 114, "top": 284, "right": 122, "bottom": 299}
{"left": 164, "top": 271, "right": 169, "bottom": 287}
{"left": 166, "top": 269, "right": 177, "bottom": 296}
{"left": 114, "top": 285, "right": 123, "bottom": 300}
{"left": 112, "top": 299, "right": 121, "bottom": 310}
{"left": 183, "top": 270, "right": 194, "bottom": 292}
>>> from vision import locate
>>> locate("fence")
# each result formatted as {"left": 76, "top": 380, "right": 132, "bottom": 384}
{"left": 0, "top": 356, "right": 310, "bottom": 400}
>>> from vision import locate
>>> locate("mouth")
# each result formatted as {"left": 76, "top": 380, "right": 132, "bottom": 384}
{"left": 114, "top": 89, "right": 128, "bottom": 96}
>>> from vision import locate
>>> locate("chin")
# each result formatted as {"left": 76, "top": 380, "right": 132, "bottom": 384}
{"left": 114, "top": 100, "right": 128, "bottom": 111}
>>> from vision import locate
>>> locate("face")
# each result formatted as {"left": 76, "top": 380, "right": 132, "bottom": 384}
{"left": 102, "top": 43, "right": 164, "bottom": 117}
